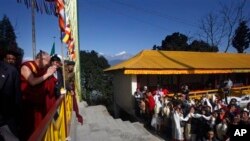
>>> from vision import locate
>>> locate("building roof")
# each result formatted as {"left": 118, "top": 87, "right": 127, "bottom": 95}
{"left": 104, "top": 50, "right": 250, "bottom": 75}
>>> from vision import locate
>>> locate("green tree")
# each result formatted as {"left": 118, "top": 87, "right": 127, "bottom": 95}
{"left": 152, "top": 45, "right": 160, "bottom": 50}
{"left": 80, "top": 50, "right": 113, "bottom": 107}
{"left": 232, "top": 21, "right": 250, "bottom": 53}
{"left": 0, "top": 15, "right": 23, "bottom": 64}
{"left": 161, "top": 32, "right": 188, "bottom": 51}
{"left": 154, "top": 32, "right": 218, "bottom": 52}
{"left": 189, "top": 40, "right": 218, "bottom": 52}
{"left": 0, "top": 15, "right": 17, "bottom": 48}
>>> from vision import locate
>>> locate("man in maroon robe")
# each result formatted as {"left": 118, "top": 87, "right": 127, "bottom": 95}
{"left": 20, "top": 50, "right": 56, "bottom": 140}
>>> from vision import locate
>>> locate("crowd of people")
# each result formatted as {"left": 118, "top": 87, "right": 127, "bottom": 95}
{"left": 0, "top": 48, "right": 83, "bottom": 141}
{"left": 1, "top": 46, "right": 249, "bottom": 141}
{"left": 134, "top": 84, "right": 250, "bottom": 141}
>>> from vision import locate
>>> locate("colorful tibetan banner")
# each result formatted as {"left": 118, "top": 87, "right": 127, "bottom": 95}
{"left": 62, "top": 34, "right": 69, "bottom": 43}
{"left": 56, "top": 0, "right": 65, "bottom": 32}
{"left": 63, "top": 0, "right": 82, "bottom": 100}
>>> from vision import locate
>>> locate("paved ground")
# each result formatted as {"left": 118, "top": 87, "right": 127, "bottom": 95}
{"left": 69, "top": 101, "right": 166, "bottom": 141}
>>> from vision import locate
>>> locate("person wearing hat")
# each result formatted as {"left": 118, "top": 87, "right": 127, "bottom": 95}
{"left": 239, "top": 108, "right": 250, "bottom": 125}
{"left": 66, "top": 60, "right": 75, "bottom": 66}
{"left": 65, "top": 60, "right": 75, "bottom": 91}
{"left": 4, "top": 50, "right": 17, "bottom": 66}
{"left": 44, "top": 54, "right": 64, "bottom": 112}
{"left": 50, "top": 54, "right": 64, "bottom": 98}
{"left": 65, "top": 60, "right": 83, "bottom": 125}
{"left": 3, "top": 48, "right": 22, "bottom": 70}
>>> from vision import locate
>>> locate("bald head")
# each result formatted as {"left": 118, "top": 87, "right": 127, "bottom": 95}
{"left": 35, "top": 50, "right": 51, "bottom": 68}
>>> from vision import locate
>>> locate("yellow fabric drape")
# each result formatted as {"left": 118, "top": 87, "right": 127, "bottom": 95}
{"left": 124, "top": 69, "right": 250, "bottom": 75}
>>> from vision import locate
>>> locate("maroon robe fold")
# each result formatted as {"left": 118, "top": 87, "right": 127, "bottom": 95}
{"left": 44, "top": 75, "right": 57, "bottom": 112}
{"left": 20, "top": 61, "right": 47, "bottom": 140}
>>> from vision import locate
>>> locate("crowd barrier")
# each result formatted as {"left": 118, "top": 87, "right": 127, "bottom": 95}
{"left": 168, "top": 85, "right": 250, "bottom": 100}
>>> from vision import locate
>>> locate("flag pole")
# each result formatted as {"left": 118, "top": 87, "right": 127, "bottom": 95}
{"left": 53, "top": 36, "right": 56, "bottom": 55}
{"left": 31, "top": 0, "right": 36, "bottom": 59}
{"left": 53, "top": 36, "right": 56, "bottom": 44}
{"left": 60, "top": 33, "right": 66, "bottom": 89}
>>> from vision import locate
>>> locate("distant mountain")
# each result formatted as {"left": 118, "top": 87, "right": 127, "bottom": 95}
{"left": 99, "top": 51, "right": 133, "bottom": 66}
{"left": 108, "top": 59, "right": 124, "bottom": 66}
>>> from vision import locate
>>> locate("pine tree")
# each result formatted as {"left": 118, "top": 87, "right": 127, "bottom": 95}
{"left": 0, "top": 15, "right": 24, "bottom": 65}
{"left": 232, "top": 21, "right": 250, "bottom": 53}
{"left": 0, "top": 15, "right": 17, "bottom": 48}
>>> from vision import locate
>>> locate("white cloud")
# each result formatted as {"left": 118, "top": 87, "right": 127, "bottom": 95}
{"left": 115, "top": 51, "right": 126, "bottom": 56}
{"left": 22, "top": 56, "right": 33, "bottom": 62}
{"left": 98, "top": 52, "right": 104, "bottom": 55}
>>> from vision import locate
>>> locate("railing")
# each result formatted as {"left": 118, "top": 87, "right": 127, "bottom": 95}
{"left": 168, "top": 85, "right": 250, "bottom": 100}
{"left": 28, "top": 93, "right": 73, "bottom": 141}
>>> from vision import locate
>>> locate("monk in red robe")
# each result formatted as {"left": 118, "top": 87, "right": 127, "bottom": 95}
{"left": 145, "top": 91, "right": 155, "bottom": 113}
{"left": 20, "top": 50, "right": 56, "bottom": 140}
{"left": 145, "top": 91, "right": 155, "bottom": 127}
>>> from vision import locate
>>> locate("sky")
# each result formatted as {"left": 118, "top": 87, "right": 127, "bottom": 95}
{"left": 1, "top": 0, "right": 250, "bottom": 59}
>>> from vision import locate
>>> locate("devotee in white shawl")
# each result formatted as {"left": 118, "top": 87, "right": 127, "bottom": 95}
{"left": 171, "top": 104, "right": 190, "bottom": 141}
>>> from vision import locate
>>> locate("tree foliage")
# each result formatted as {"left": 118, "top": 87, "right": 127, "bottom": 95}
{"left": 0, "top": 15, "right": 17, "bottom": 47}
{"left": 199, "top": 0, "right": 248, "bottom": 52}
{"left": 79, "top": 50, "right": 113, "bottom": 106}
{"left": 0, "top": 15, "right": 23, "bottom": 64}
{"left": 153, "top": 32, "right": 218, "bottom": 52}
{"left": 232, "top": 21, "right": 250, "bottom": 53}
{"left": 161, "top": 32, "right": 188, "bottom": 51}
{"left": 189, "top": 40, "right": 219, "bottom": 52}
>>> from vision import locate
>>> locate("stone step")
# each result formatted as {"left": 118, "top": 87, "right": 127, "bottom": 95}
{"left": 87, "top": 116, "right": 119, "bottom": 135}
{"left": 83, "top": 107, "right": 94, "bottom": 123}
{"left": 75, "top": 124, "right": 91, "bottom": 139}
{"left": 109, "top": 136, "right": 124, "bottom": 141}
{"left": 85, "top": 130, "right": 110, "bottom": 141}
{"left": 104, "top": 116, "right": 121, "bottom": 131}
{"left": 109, "top": 119, "right": 142, "bottom": 141}
{"left": 123, "top": 120, "right": 142, "bottom": 135}
{"left": 115, "top": 118, "right": 128, "bottom": 131}
{"left": 131, "top": 122, "right": 165, "bottom": 141}
{"left": 132, "top": 122, "right": 150, "bottom": 135}
{"left": 71, "top": 102, "right": 165, "bottom": 141}
{"left": 68, "top": 113, "right": 77, "bottom": 141}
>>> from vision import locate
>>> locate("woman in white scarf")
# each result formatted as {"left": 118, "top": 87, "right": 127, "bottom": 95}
{"left": 151, "top": 97, "right": 162, "bottom": 132}
{"left": 216, "top": 118, "right": 228, "bottom": 140}
{"left": 171, "top": 105, "right": 190, "bottom": 141}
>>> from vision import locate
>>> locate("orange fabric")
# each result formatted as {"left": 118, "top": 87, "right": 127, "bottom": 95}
{"left": 20, "top": 61, "right": 47, "bottom": 104}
